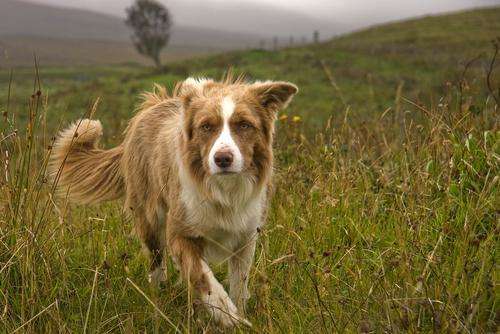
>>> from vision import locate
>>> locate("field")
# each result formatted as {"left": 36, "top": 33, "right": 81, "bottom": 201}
{"left": 1, "top": 7, "right": 499, "bottom": 333}
{"left": 0, "top": 35, "right": 225, "bottom": 67}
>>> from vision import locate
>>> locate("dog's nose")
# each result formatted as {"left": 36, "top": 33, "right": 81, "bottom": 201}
{"left": 214, "top": 150, "right": 233, "bottom": 168}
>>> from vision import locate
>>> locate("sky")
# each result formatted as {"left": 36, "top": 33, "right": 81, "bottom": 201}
{"left": 27, "top": 0, "right": 500, "bottom": 18}
{"left": 240, "top": 0, "right": 499, "bottom": 19}
{"left": 25, "top": 0, "right": 500, "bottom": 36}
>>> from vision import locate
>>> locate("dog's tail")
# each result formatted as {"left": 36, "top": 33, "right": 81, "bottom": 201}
{"left": 48, "top": 119, "right": 125, "bottom": 205}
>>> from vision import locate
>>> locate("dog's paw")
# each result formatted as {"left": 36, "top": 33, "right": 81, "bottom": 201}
{"left": 211, "top": 302, "right": 251, "bottom": 328}
{"left": 204, "top": 288, "right": 251, "bottom": 328}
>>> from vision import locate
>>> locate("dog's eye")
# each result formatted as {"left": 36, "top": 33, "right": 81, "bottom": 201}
{"left": 238, "top": 122, "right": 252, "bottom": 130}
{"left": 201, "top": 123, "right": 213, "bottom": 132}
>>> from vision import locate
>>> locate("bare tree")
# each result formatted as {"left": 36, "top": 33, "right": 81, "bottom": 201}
{"left": 125, "top": 0, "right": 172, "bottom": 68}
{"left": 313, "top": 30, "right": 320, "bottom": 44}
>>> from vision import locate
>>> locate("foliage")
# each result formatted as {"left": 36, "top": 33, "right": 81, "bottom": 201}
{"left": 125, "top": 0, "right": 172, "bottom": 67}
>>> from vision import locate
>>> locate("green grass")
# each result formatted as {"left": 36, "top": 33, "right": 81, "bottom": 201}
{"left": 1, "top": 7, "right": 499, "bottom": 333}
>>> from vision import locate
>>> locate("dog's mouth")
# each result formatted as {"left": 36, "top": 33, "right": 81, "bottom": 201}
{"left": 208, "top": 167, "right": 243, "bottom": 178}
{"left": 219, "top": 170, "right": 238, "bottom": 175}
{"left": 216, "top": 170, "right": 238, "bottom": 176}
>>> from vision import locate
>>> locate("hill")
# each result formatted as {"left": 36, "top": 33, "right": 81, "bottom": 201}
{"left": 0, "top": 7, "right": 498, "bottom": 333}
{"left": 0, "top": 36, "right": 224, "bottom": 67}
{"left": 0, "top": 0, "right": 265, "bottom": 66}
{"left": 25, "top": 0, "right": 341, "bottom": 37}
{"left": 5, "top": 6, "right": 497, "bottom": 124}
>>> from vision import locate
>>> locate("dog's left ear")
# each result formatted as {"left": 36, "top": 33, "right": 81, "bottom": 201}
{"left": 249, "top": 81, "right": 298, "bottom": 112}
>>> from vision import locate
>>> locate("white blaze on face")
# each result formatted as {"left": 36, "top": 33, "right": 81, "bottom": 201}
{"left": 208, "top": 96, "right": 243, "bottom": 174}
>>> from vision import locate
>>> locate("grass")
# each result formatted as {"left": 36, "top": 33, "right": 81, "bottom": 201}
{"left": 1, "top": 7, "right": 499, "bottom": 333}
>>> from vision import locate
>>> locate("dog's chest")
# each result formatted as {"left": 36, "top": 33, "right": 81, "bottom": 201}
{"left": 192, "top": 202, "right": 262, "bottom": 263}
{"left": 181, "top": 189, "right": 264, "bottom": 263}
{"left": 185, "top": 195, "right": 263, "bottom": 234}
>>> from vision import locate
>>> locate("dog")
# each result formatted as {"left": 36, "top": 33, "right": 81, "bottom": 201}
{"left": 48, "top": 75, "right": 298, "bottom": 327}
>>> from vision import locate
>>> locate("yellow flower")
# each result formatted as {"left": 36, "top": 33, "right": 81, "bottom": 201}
{"left": 292, "top": 116, "right": 301, "bottom": 123}
{"left": 279, "top": 114, "right": 288, "bottom": 121}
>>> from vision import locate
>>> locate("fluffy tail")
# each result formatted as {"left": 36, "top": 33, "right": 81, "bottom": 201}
{"left": 48, "top": 119, "right": 124, "bottom": 205}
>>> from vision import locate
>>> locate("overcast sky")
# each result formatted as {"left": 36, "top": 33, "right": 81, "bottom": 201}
{"left": 27, "top": 0, "right": 500, "bottom": 18}
{"left": 26, "top": 0, "right": 500, "bottom": 36}
{"left": 240, "top": 0, "right": 499, "bottom": 18}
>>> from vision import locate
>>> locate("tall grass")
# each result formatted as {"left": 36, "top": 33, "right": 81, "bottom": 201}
{"left": 269, "top": 82, "right": 498, "bottom": 332}
{"left": 1, "top": 56, "right": 498, "bottom": 333}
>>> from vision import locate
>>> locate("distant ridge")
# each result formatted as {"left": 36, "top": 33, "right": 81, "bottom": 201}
{"left": 0, "top": 0, "right": 264, "bottom": 48}
{"left": 0, "top": 0, "right": 269, "bottom": 66}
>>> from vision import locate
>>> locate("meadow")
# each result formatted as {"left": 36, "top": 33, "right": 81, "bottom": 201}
{"left": 0, "top": 7, "right": 499, "bottom": 333}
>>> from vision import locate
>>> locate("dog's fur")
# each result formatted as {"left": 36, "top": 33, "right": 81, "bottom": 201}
{"left": 48, "top": 76, "right": 298, "bottom": 327}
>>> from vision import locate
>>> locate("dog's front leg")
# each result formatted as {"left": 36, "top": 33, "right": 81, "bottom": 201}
{"left": 229, "top": 235, "right": 256, "bottom": 313}
{"left": 168, "top": 234, "right": 250, "bottom": 327}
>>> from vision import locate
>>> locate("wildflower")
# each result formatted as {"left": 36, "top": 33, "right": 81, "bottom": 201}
{"left": 279, "top": 114, "right": 288, "bottom": 121}
{"left": 292, "top": 115, "right": 301, "bottom": 123}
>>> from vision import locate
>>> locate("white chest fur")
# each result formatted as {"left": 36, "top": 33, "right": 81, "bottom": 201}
{"left": 179, "top": 174, "right": 265, "bottom": 264}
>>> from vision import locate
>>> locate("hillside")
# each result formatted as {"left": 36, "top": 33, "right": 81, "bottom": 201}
{"left": 0, "top": 7, "right": 499, "bottom": 333}
{"left": 0, "top": 0, "right": 265, "bottom": 66}
{"left": 25, "top": 0, "right": 341, "bottom": 37}
{"left": 0, "top": 36, "right": 225, "bottom": 67}
{"left": 3, "top": 6, "right": 498, "bottom": 125}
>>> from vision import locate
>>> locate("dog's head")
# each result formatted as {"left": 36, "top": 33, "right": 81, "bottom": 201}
{"left": 178, "top": 77, "right": 297, "bottom": 198}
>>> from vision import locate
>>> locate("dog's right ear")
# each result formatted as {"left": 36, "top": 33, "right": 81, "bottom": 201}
{"left": 179, "top": 77, "right": 213, "bottom": 110}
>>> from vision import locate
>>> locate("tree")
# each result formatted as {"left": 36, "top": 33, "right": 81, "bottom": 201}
{"left": 125, "top": 0, "right": 172, "bottom": 68}
{"left": 313, "top": 30, "right": 320, "bottom": 44}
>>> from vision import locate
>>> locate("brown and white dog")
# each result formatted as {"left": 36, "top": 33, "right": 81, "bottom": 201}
{"left": 48, "top": 76, "right": 298, "bottom": 327}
